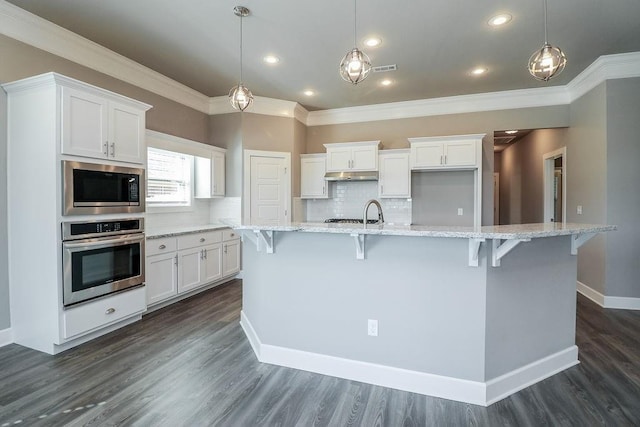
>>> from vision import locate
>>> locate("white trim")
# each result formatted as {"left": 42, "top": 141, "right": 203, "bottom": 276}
{"left": 145, "top": 129, "right": 226, "bottom": 157}
{"left": 241, "top": 312, "right": 580, "bottom": 407}
{"left": 2, "top": 0, "right": 639, "bottom": 124}
{"left": 0, "top": 0, "right": 210, "bottom": 113}
{"left": 306, "top": 86, "right": 570, "bottom": 126}
{"left": 0, "top": 328, "right": 13, "bottom": 347}
{"left": 577, "top": 281, "right": 640, "bottom": 310}
{"left": 209, "top": 96, "right": 308, "bottom": 124}
{"left": 543, "top": 147, "right": 567, "bottom": 224}
{"left": 485, "top": 346, "right": 579, "bottom": 405}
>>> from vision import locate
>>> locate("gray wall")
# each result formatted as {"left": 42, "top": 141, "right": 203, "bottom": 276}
{"left": 411, "top": 171, "right": 475, "bottom": 226}
{"left": 497, "top": 128, "right": 569, "bottom": 224}
{"left": 0, "top": 87, "right": 8, "bottom": 330}
{"left": 209, "top": 113, "right": 242, "bottom": 197}
{"left": 605, "top": 77, "right": 640, "bottom": 298}
{"left": 307, "top": 105, "right": 571, "bottom": 226}
{"left": 568, "top": 83, "right": 608, "bottom": 295}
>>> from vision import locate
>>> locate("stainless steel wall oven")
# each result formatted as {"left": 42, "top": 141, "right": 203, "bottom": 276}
{"left": 62, "top": 160, "right": 144, "bottom": 215}
{"left": 62, "top": 218, "right": 145, "bottom": 307}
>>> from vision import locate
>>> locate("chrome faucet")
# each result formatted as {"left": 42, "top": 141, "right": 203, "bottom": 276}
{"left": 363, "top": 199, "right": 384, "bottom": 228}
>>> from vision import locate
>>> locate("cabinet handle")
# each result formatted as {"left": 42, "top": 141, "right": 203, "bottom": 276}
{"left": 200, "top": 238, "right": 205, "bottom": 242}
{"left": 203, "top": 249, "right": 207, "bottom": 259}
{"left": 175, "top": 254, "right": 178, "bottom": 265}
{"left": 110, "top": 142, "right": 115, "bottom": 157}
{"left": 230, "top": 233, "right": 235, "bottom": 237}
{"left": 322, "top": 185, "right": 325, "bottom": 195}
{"left": 105, "top": 308, "right": 115, "bottom": 315}
{"left": 444, "top": 154, "right": 447, "bottom": 164}
{"left": 103, "top": 142, "right": 108, "bottom": 156}
{"left": 224, "top": 244, "right": 227, "bottom": 254}
{"left": 159, "top": 244, "right": 166, "bottom": 250}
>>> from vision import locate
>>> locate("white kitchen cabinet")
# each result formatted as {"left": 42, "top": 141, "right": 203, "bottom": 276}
{"left": 300, "top": 154, "right": 329, "bottom": 199}
{"left": 409, "top": 135, "right": 480, "bottom": 170}
{"left": 195, "top": 149, "right": 226, "bottom": 198}
{"left": 61, "top": 85, "right": 148, "bottom": 164}
{"left": 222, "top": 229, "right": 241, "bottom": 277}
{"left": 324, "top": 141, "right": 380, "bottom": 172}
{"left": 145, "top": 228, "right": 240, "bottom": 307}
{"left": 379, "top": 149, "right": 411, "bottom": 198}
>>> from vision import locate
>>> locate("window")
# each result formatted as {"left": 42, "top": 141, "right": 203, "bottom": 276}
{"left": 146, "top": 147, "right": 193, "bottom": 207}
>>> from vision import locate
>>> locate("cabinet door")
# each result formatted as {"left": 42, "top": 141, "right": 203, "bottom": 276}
{"left": 379, "top": 153, "right": 411, "bottom": 198}
{"left": 223, "top": 239, "right": 241, "bottom": 276}
{"left": 108, "top": 101, "right": 145, "bottom": 164}
{"left": 444, "top": 140, "right": 476, "bottom": 167}
{"left": 146, "top": 252, "right": 178, "bottom": 306}
{"left": 301, "top": 157, "right": 328, "bottom": 199}
{"left": 177, "top": 247, "right": 204, "bottom": 293}
{"left": 61, "top": 87, "right": 108, "bottom": 159}
{"left": 202, "top": 243, "right": 223, "bottom": 284}
{"left": 211, "top": 151, "right": 226, "bottom": 197}
{"left": 411, "top": 142, "right": 444, "bottom": 168}
{"left": 351, "top": 146, "right": 378, "bottom": 171}
{"left": 326, "top": 147, "right": 353, "bottom": 171}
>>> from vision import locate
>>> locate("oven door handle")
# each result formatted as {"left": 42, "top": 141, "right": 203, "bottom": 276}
{"left": 63, "top": 233, "right": 145, "bottom": 249}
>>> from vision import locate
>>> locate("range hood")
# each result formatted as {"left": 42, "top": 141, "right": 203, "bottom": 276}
{"left": 324, "top": 171, "right": 379, "bottom": 181}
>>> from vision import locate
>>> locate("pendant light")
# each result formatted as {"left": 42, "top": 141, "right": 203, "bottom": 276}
{"left": 528, "top": 0, "right": 567, "bottom": 81}
{"left": 339, "top": 0, "right": 371, "bottom": 84}
{"left": 229, "top": 6, "right": 253, "bottom": 111}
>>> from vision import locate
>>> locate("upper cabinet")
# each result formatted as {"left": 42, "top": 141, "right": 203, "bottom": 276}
{"left": 61, "top": 83, "right": 150, "bottom": 164}
{"left": 324, "top": 141, "right": 380, "bottom": 172}
{"left": 300, "top": 154, "right": 329, "bottom": 199}
{"left": 379, "top": 149, "right": 411, "bottom": 198}
{"left": 195, "top": 149, "right": 226, "bottom": 198}
{"left": 409, "top": 134, "right": 483, "bottom": 170}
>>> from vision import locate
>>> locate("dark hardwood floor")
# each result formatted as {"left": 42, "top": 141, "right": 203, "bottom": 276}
{"left": 1, "top": 280, "right": 639, "bottom": 426}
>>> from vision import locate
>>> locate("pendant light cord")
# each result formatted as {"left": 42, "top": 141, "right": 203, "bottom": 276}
{"left": 353, "top": 0, "right": 357, "bottom": 46}
{"left": 543, "top": 0, "right": 548, "bottom": 44}
{"left": 240, "top": 13, "right": 244, "bottom": 83}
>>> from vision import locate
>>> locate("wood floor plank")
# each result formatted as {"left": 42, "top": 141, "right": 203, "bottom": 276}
{"left": 0, "top": 282, "right": 639, "bottom": 426}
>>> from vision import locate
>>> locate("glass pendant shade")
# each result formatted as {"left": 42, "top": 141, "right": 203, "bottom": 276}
{"left": 340, "top": 48, "right": 372, "bottom": 84}
{"left": 229, "top": 82, "right": 253, "bottom": 111}
{"left": 528, "top": 43, "right": 567, "bottom": 81}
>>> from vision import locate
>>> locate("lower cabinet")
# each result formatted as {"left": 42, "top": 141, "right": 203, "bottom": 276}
{"left": 145, "top": 228, "right": 240, "bottom": 307}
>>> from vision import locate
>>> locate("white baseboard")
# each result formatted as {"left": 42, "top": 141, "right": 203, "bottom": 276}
{"left": 240, "top": 312, "right": 578, "bottom": 407}
{"left": 0, "top": 328, "right": 13, "bottom": 348}
{"left": 577, "top": 281, "right": 640, "bottom": 310}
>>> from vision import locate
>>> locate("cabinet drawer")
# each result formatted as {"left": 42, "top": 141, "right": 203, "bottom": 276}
{"left": 146, "top": 237, "right": 177, "bottom": 256}
{"left": 177, "top": 231, "right": 222, "bottom": 250}
{"left": 62, "top": 287, "right": 146, "bottom": 340}
{"left": 222, "top": 229, "right": 239, "bottom": 241}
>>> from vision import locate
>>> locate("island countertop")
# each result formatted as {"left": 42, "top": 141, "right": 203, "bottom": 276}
{"left": 233, "top": 222, "right": 616, "bottom": 239}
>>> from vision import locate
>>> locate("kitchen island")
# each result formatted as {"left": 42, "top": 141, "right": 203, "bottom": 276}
{"left": 235, "top": 222, "right": 615, "bottom": 406}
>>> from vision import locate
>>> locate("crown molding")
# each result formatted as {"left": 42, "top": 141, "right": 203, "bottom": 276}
{"left": 306, "top": 86, "right": 570, "bottom": 127}
{"left": 567, "top": 51, "right": 640, "bottom": 102}
{"left": 0, "top": 0, "right": 210, "bottom": 113}
{"left": 209, "top": 95, "right": 309, "bottom": 124}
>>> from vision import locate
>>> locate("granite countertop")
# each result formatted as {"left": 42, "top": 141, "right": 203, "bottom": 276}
{"left": 233, "top": 222, "right": 617, "bottom": 239}
{"left": 146, "top": 223, "right": 231, "bottom": 239}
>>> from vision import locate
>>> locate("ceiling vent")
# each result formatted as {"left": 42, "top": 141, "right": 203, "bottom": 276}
{"left": 494, "top": 136, "right": 516, "bottom": 145}
{"left": 372, "top": 64, "right": 397, "bottom": 73}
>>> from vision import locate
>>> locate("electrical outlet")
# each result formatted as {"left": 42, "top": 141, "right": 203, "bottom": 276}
{"left": 457, "top": 208, "right": 463, "bottom": 216}
{"left": 577, "top": 205, "right": 583, "bottom": 215}
{"left": 368, "top": 319, "right": 378, "bottom": 337}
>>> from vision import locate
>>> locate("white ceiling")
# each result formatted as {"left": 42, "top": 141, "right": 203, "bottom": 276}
{"left": 7, "top": 0, "right": 640, "bottom": 111}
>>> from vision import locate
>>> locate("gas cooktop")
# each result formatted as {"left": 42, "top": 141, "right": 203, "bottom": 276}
{"left": 324, "top": 218, "right": 380, "bottom": 224}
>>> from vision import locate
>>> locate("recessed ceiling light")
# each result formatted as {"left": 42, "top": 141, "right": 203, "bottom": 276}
{"left": 364, "top": 37, "right": 382, "bottom": 47}
{"left": 488, "top": 13, "right": 512, "bottom": 27}
{"left": 380, "top": 79, "right": 393, "bottom": 86}
{"left": 303, "top": 90, "right": 315, "bottom": 96}
{"left": 471, "top": 67, "right": 488, "bottom": 76}
{"left": 505, "top": 130, "right": 518, "bottom": 134}
{"left": 263, "top": 55, "right": 280, "bottom": 64}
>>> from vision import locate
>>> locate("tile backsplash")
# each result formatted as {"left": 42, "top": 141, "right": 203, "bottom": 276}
{"left": 305, "top": 181, "right": 411, "bottom": 225}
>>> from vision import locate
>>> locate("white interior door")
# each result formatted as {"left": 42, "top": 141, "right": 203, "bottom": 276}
{"left": 245, "top": 151, "right": 290, "bottom": 225}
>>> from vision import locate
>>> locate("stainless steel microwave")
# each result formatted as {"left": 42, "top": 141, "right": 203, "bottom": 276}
{"left": 63, "top": 160, "right": 145, "bottom": 215}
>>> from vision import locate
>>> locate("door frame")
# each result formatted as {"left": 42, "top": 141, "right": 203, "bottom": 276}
{"left": 543, "top": 147, "right": 567, "bottom": 224}
{"left": 493, "top": 172, "right": 500, "bottom": 225}
{"left": 243, "top": 149, "right": 291, "bottom": 224}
